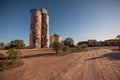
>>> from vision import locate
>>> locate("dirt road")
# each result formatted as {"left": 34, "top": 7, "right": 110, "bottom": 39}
{"left": 0, "top": 47, "right": 120, "bottom": 80}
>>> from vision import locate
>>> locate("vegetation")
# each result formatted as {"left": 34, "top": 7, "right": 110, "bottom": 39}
{"left": 103, "top": 39, "right": 119, "bottom": 46}
{"left": 62, "top": 46, "right": 70, "bottom": 52}
{"left": 116, "top": 35, "right": 120, "bottom": 49}
{"left": 87, "top": 39, "right": 98, "bottom": 47}
{"left": 52, "top": 38, "right": 88, "bottom": 55}
{"left": 77, "top": 39, "right": 119, "bottom": 47}
{"left": 0, "top": 49, "right": 24, "bottom": 72}
{"left": 7, "top": 49, "right": 21, "bottom": 59}
{"left": 52, "top": 42, "right": 63, "bottom": 54}
{"left": 0, "top": 42, "right": 5, "bottom": 50}
{"left": 4, "top": 40, "right": 25, "bottom": 49}
{"left": 116, "top": 35, "right": 120, "bottom": 39}
{"left": 76, "top": 43, "right": 88, "bottom": 50}
{"left": 80, "top": 43, "right": 88, "bottom": 49}
{"left": 4, "top": 43, "right": 10, "bottom": 50}
{"left": 76, "top": 45, "right": 82, "bottom": 50}
{"left": 64, "top": 38, "right": 74, "bottom": 47}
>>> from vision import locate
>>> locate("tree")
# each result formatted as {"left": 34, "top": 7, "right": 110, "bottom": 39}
{"left": 0, "top": 42, "right": 5, "bottom": 50}
{"left": 10, "top": 40, "right": 25, "bottom": 49}
{"left": 87, "top": 39, "right": 98, "bottom": 47}
{"left": 105, "top": 39, "right": 119, "bottom": 46}
{"left": 98, "top": 41, "right": 104, "bottom": 46}
{"left": 4, "top": 43, "right": 10, "bottom": 50}
{"left": 4, "top": 40, "right": 25, "bottom": 49}
{"left": 64, "top": 38, "right": 74, "bottom": 47}
{"left": 80, "top": 43, "right": 88, "bottom": 49}
{"left": 52, "top": 42, "right": 62, "bottom": 54}
{"left": 116, "top": 35, "right": 120, "bottom": 39}
{"left": 116, "top": 35, "right": 120, "bottom": 49}
{"left": 77, "top": 41, "right": 88, "bottom": 46}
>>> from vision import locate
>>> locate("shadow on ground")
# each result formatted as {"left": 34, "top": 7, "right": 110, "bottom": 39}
{"left": 110, "top": 48, "right": 120, "bottom": 51}
{"left": 21, "top": 53, "right": 57, "bottom": 59}
{"left": 86, "top": 51, "right": 120, "bottom": 61}
{"left": 0, "top": 53, "right": 57, "bottom": 60}
{"left": 0, "top": 50, "right": 83, "bottom": 60}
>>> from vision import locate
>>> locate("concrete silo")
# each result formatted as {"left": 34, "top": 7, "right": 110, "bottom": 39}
{"left": 29, "top": 8, "right": 49, "bottom": 48}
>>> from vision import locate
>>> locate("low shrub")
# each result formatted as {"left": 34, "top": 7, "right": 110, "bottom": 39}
{"left": 0, "top": 53, "right": 5, "bottom": 59}
{"left": 0, "top": 60, "right": 6, "bottom": 72}
{"left": 7, "top": 49, "right": 21, "bottom": 59}
{"left": 80, "top": 43, "right": 88, "bottom": 49}
{"left": 76, "top": 45, "right": 82, "bottom": 50}
{"left": 0, "top": 49, "right": 24, "bottom": 72}
{"left": 7, "top": 58, "right": 24, "bottom": 69}
{"left": 76, "top": 43, "right": 87, "bottom": 50}
{"left": 62, "top": 46, "right": 70, "bottom": 52}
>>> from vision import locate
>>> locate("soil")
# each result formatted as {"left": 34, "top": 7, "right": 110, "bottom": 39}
{"left": 0, "top": 47, "right": 120, "bottom": 80}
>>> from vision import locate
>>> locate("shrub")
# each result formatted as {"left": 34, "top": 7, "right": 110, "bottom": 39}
{"left": 0, "top": 49, "right": 24, "bottom": 72}
{"left": 0, "top": 53, "right": 4, "bottom": 59}
{"left": 7, "top": 49, "right": 21, "bottom": 59}
{"left": 0, "top": 53, "right": 8, "bottom": 72}
{"left": 7, "top": 49, "right": 24, "bottom": 68}
{"left": 0, "top": 60, "right": 5, "bottom": 72}
{"left": 64, "top": 38, "right": 74, "bottom": 47}
{"left": 4, "top": 40, "right": 25, "bottom": 49}
{"left": 7, "top": 58, "right": 24, "bottom": 69}
{"left": 80, "top": 43, "right": 88, "bottom": 49}
{"left": 62, "top": 46, "right": 70, "bottom": 52}
{"left": 76, "top": 45, "right": 82, "bottom": 50}
{"left": 52, "top": 42, "right": 63, "bottom": 54}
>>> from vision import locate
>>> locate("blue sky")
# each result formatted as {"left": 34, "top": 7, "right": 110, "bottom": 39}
{"left": 0, "top": 0, "right": 120, "bottom": 45}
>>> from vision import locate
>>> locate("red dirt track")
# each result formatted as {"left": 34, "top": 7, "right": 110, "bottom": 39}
{"left": 0, "top": 47, "right": 120, "bottom": 80}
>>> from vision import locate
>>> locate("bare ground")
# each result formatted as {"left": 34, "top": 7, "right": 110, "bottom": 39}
{"left": 0, "top": 47, "right": 120, "bottom": 80}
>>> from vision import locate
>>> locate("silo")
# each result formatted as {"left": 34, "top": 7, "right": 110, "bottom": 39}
{"left": 30, "top": 9, "right": 42, "bottom": 48}
{"left": 41, "top": 8, "right": 49, "bottom": 48}
{"left": 29, "top": 8, "right": 49, "bottom": 48}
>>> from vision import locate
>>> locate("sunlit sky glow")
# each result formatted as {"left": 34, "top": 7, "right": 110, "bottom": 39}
{"left": 0, "top": 0, "right": 120, "bottom": 45}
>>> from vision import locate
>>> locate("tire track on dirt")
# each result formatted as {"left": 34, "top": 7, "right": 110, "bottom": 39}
{"left": 82, "top": 49, "right": 102, "bottom": 80}
{"left": 0, "top": 47, "right": 120, "bottom": 80}
{"left": 95, "top": 49, "right": 120, "bottom": 80}
{"left": 25, "top": 52, "right": 84, "bottom": 80}
{"left": 59, "top": 52, "right": 87, "bottom": 80}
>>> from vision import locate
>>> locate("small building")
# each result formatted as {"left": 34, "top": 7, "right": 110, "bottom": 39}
{"left": 50, "top": 34, "right": 62, "bottom": 47}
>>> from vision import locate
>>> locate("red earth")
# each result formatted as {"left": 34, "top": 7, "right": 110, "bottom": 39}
{"left": 0, "top": 47, "right": 120, "bottom": 80}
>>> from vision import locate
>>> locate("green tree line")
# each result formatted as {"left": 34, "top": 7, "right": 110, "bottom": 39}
{"left": 0, "top": 40, "right": 25, "bottom": 50}
{"left": 77, "top": 39, "right": 119, "bottom": 47}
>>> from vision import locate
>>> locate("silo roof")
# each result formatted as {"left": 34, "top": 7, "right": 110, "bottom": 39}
{"left": 51, "top": 34, "right": 61, "bottom": 37}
